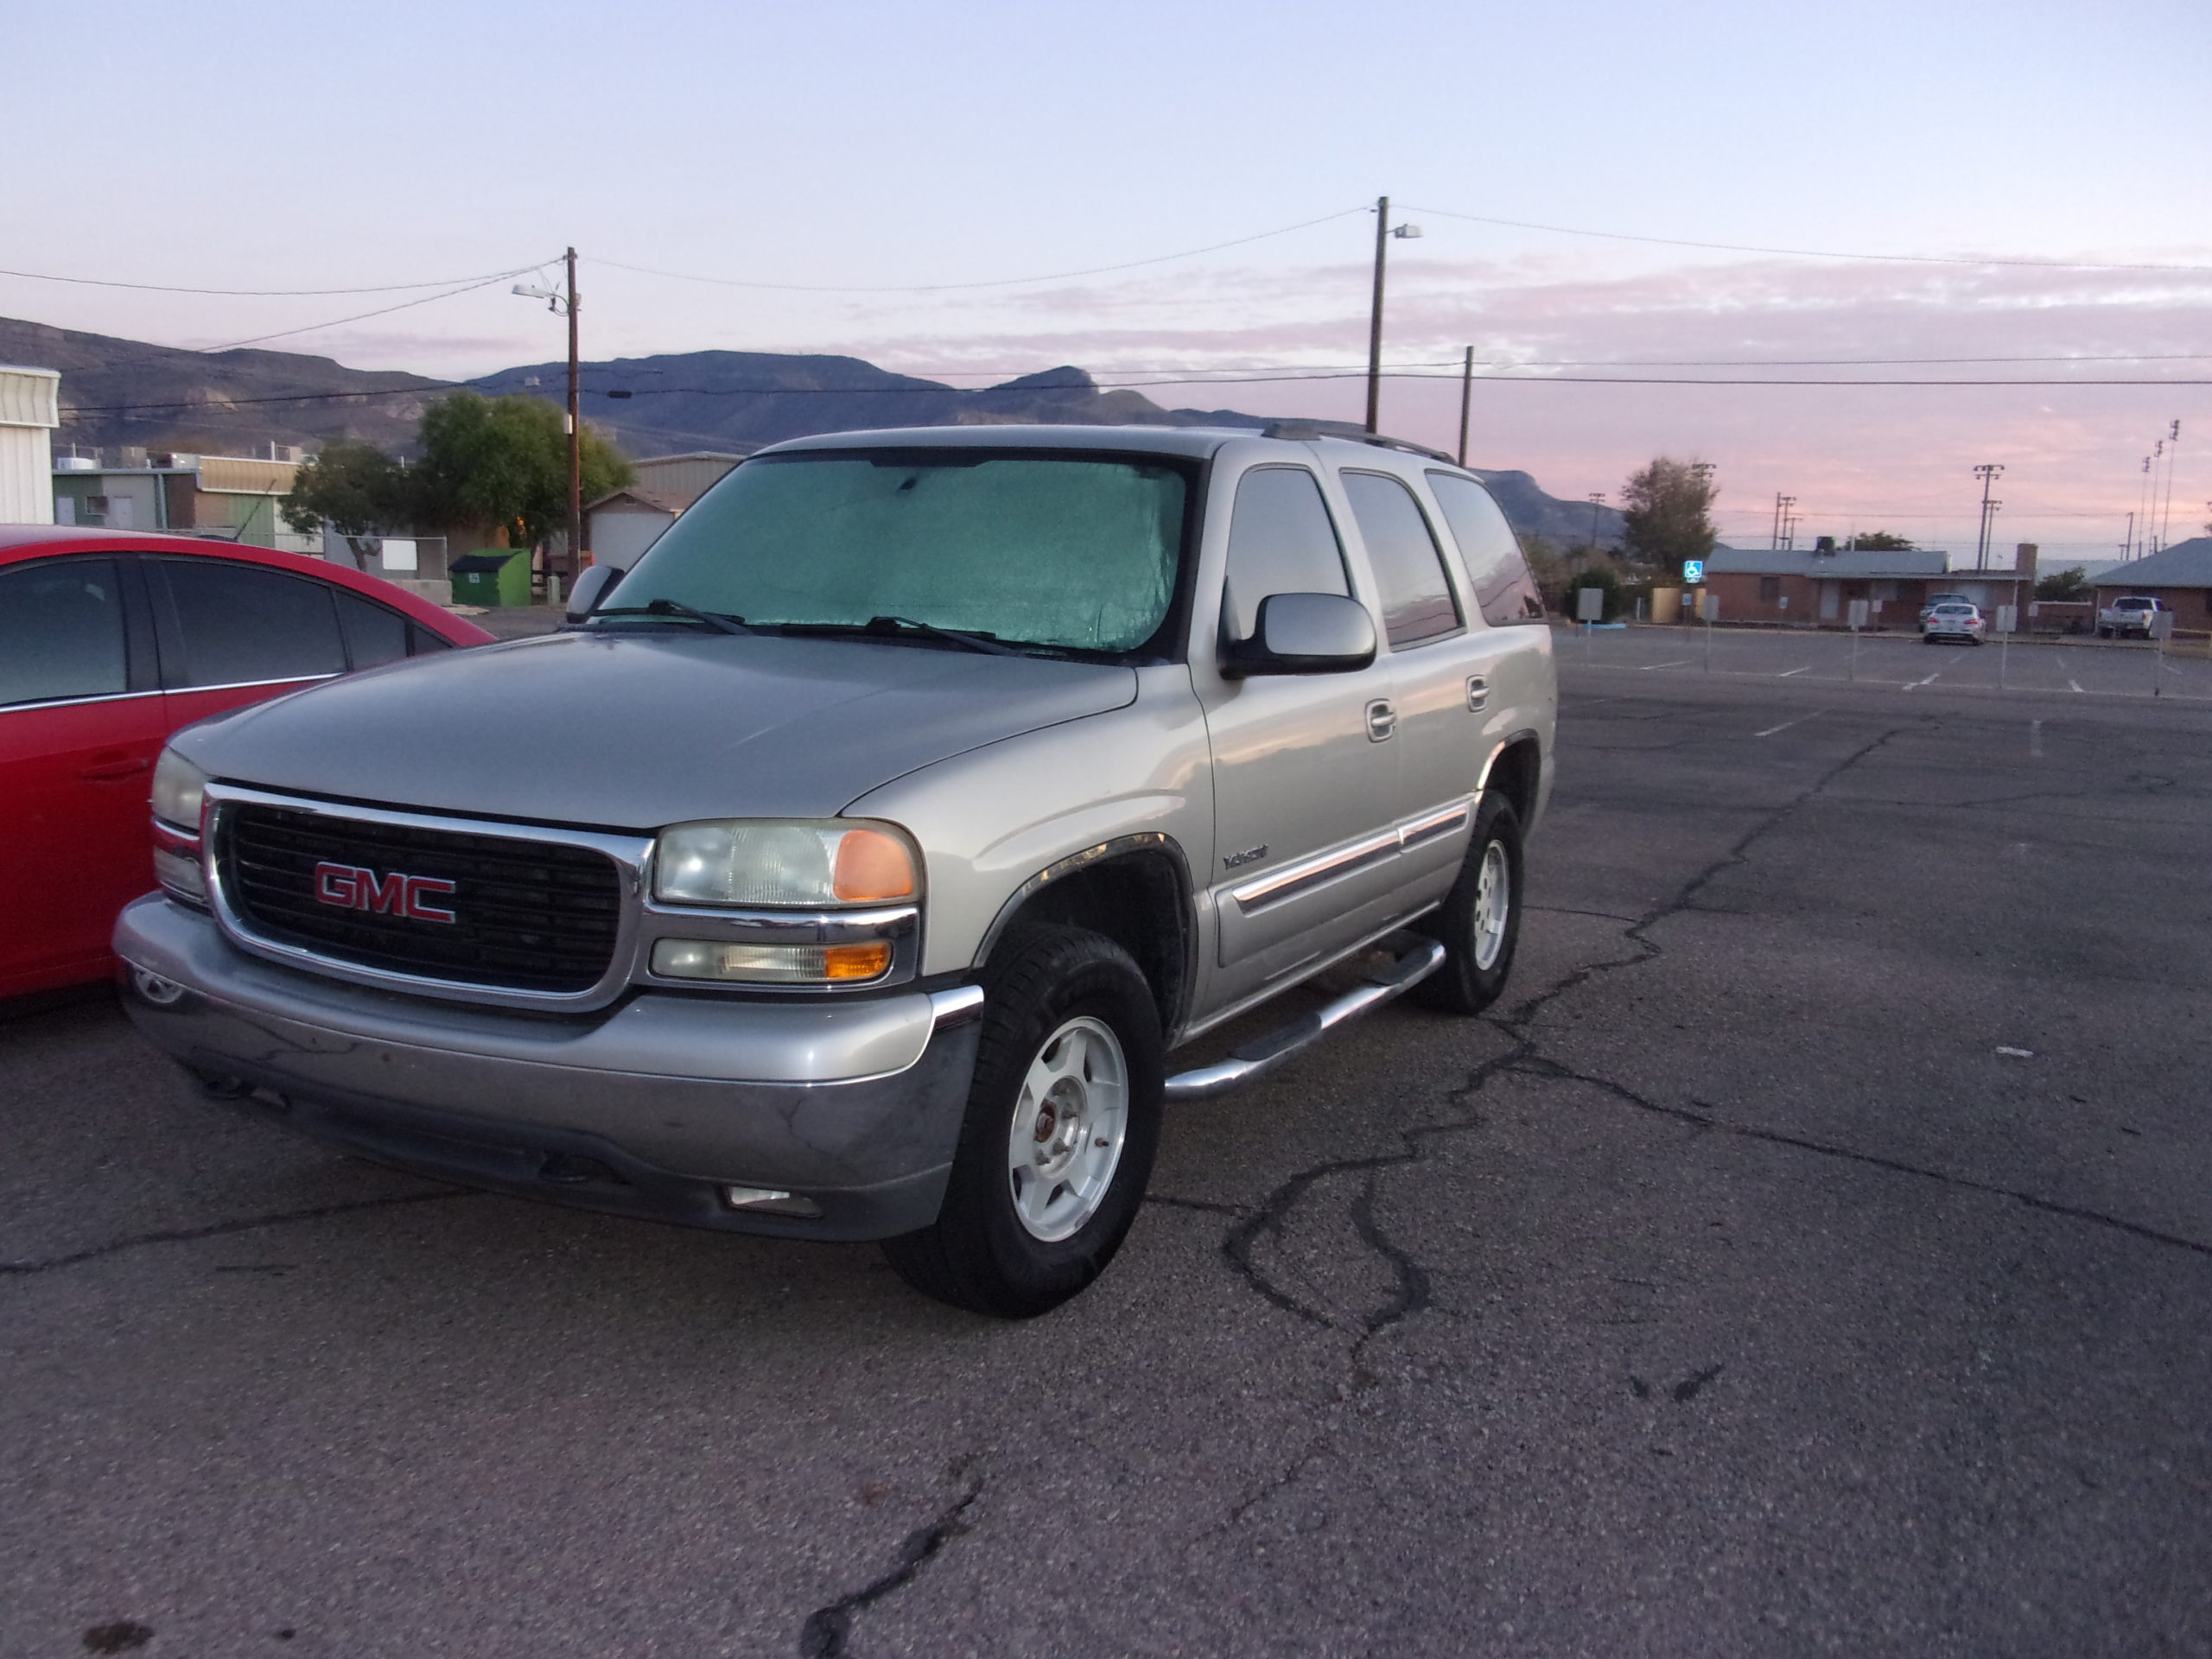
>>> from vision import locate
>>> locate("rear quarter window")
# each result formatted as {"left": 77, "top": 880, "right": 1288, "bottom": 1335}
{"left": 1426, "top": 473, "right": 1546, "bottom": 626}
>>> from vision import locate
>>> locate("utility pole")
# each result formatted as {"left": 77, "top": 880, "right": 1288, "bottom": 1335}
{"left": 2159, "top": 419, "right": 2182, "bottom": 551}
{"left": 1363, "top": 197, "right": 1420, "bottom": 434}
{"left": 1587, "top": 492, "right": 1605, "bottom": 553}
{"left": 2138, "top": 452, "right": 2155, "bottom": 556}
{"left": 1457, "top": 346, "right": 1473, "bottom": 466}
{"left": 566, "top": 246, "right": 583, "bottom": 582}
{"left": 2122, "top": 511, "right": 2134, "bottom": 560}
{"left": 1973, "top": 463, "right": 2005, "bottom": 571}
{"left": 1771, "top": 493, "right": 1795, "bottom": 550}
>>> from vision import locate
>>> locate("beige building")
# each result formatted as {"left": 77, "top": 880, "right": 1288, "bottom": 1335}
{"left": 51, "top": 446, "right": 319, "bottom": 553}
{"left": 583, "top": 452, "right": 744, "bottom": 570}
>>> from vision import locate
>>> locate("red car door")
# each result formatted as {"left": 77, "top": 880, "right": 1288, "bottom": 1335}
{"left": 0, "top": 556, "right": 169, "bottom": 998}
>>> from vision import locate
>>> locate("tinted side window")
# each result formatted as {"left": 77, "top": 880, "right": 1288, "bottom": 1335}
{"left": 156, "top": 559, "right": 346, "bottom": 688}
{"left": 408, "top": 624, "right": 454, "bottom": 656}
{"left": 0, "top": 557, "right": 127, "bottom": 707}
{"left": 1223, "top": 467, "right": 1350, "bottom": 639}
{"left": 1339, "top": 471, "right": 1462, "bottom": 649}
{"left": 1427, "top": 473, "right": 1545, "bottom": 626}
{"left": 334, "top": 589, "right": 411, "bottom": 670}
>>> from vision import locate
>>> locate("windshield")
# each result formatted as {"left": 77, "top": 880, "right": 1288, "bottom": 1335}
{"left": 605, "top": 449, "right": 1193, "bottom": 655}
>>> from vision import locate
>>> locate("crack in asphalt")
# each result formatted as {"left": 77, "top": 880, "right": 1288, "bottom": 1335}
{"left": 796, "top": 1478, "right": 983, "bottom": 1658}
{"left": 0, "top": 1190, "right": 470, "bottom": 1277}
{"left": 1199, "top": 712, "right": 2212, "bottom": 1533}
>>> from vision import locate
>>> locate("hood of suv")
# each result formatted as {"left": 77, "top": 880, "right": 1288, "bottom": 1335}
{"left": 174, "top": 629, "right": 1140, "bottom": 829}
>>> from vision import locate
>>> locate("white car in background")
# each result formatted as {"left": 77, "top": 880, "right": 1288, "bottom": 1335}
{"left": 1923, "top": 601, "right": 1986, "bottom": 645}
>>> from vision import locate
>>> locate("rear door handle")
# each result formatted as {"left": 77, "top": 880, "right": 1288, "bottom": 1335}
{"left": 1465, "top": 675, "right": 1490, "bottom": 712}
{"left": 1365, "top": 699, "right": 1397, "bottom": 742}
{"left": 80, "top": 758, "right": 151, "bottom": 782}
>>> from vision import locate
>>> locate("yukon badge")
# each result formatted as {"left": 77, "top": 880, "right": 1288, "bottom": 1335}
{"left": 1222, "top": 845, "right": 1268, "bottom": 869}
{"left": 313, "top": 860, "right": 459, "bottom": 924}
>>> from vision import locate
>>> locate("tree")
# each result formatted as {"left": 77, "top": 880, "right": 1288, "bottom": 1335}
{"left": 282, "top": 440, "right": 410, "bottom": 562}
{"left": 2035, "top": 566, "right": 2091, "bottom": 601}
{"left": 411, "top": 391, "right": 632, "bottom": 551}
{"left": 1847, "top": 531, "right": 1915, "bottom": 551}
{"left": 1618, "top": 458, "right": 1717, "bottom": 567}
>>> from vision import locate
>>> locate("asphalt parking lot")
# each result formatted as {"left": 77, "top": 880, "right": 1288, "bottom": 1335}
{"left": 5, "top": 663, "right": 2210, "bottom": 1658}
{"left": 1569, "top": 619, "right": 2212, "bottom": 700}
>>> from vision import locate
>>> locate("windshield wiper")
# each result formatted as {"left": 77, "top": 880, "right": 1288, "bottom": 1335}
{"left": 865, "top": 615, "right": 1020, "bottom": 656}
{"left": 777, "top": 617, "right": 1021, "bottom": 656}
{"left": 589, "top": 600, "right": 752, "bottom": 635}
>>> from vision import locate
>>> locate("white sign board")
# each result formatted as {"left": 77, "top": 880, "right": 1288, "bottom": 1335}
{"left": 379, "top": 537, "right": 419, "bottom": 574}
{"left": 1847, "top": 599, "right": 1870, "bottom": 630}
{"left": 2150, "top": 611, "right": 2176, "bottom": 641}
{"left": 1576, "top": 587, "right": 1605, "bottom": 622}
{"left": 1700, "top": 594, "right": 1720, "bottom": 623}
{"left": 1995, "top": 604, "right": 2017, "bottom": 635}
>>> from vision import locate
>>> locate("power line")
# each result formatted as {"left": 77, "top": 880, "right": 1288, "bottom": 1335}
{"left": 585, "top": 207, "right": 1370, "bottom": 293}
{"left": 0, "top": 260, "right": 547, "bottom": 296}
{"left": 194, "top": 270, "right": 552, "bottom": 353}
{"left": 1402, "top": 204, "right": 2212, "bottom": 275}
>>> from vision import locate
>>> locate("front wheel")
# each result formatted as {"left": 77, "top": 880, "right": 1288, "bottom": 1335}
{"left": 1411, "top": 792, "right": 1524, "bottom": 1015}
{"left": 882, "top": 925, "right": 1163, "bottom": 1317}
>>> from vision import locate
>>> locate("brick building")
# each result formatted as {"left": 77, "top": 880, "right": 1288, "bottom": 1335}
{"left": 2092, "top": 537, "right": 2212, "bottom": 635}
{"left": 1700, "top": 543, "right": 2036, "bottom": 629}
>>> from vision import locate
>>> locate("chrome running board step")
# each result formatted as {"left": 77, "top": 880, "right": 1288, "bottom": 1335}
{"left": 1163, "top": 931, "right": 1446, "bottom": 1103}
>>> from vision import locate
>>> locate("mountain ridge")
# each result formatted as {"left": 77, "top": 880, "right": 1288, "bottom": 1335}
{"left": 3, "top": 314, "right": 1625, "bottom": 548}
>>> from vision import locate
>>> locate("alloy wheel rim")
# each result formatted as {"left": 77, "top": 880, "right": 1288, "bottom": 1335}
{"left": 1471, "top": 841, "right": 1511, "bottom": 970}
{"left": 1006, "top": 1015, "right": 1128, "bottom": 1243}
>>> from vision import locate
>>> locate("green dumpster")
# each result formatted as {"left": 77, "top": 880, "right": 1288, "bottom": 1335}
{"left": 449, "top": 550, "right": 531, "bottom": 607}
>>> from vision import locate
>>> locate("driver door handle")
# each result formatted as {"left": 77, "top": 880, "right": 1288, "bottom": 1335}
{"left": 80, "top": 757, "right": 151, "bottom": 782}
{"left": 1365, "top": 699, "right": 1397, "bottom": 742}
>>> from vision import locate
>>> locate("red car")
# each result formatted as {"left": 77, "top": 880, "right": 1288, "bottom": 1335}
{"left": 0, "top": 528, "right": 495, "bottom": 1000}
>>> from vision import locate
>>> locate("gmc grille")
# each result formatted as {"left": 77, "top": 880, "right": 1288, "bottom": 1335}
{"left": 218, "top": 804, "right": 624, "bottom": 995}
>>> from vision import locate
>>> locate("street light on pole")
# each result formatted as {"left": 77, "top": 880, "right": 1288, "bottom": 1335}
{"left": 1586, "top": 492, "right": 1605, "bottom": 554}
{"left": 512, "top": 246, "right": 584, "bottom": 591}
{"left": 1364, "top": 196, "right": 1421, "bottom": 435}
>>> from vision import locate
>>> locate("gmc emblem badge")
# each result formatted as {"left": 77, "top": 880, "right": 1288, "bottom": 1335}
{"left": 312, "top": 860, "right": 459, "bottom": 924}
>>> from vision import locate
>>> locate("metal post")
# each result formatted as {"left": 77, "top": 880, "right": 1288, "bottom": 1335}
{"left": 565, "top": 246, "right": 582, "bottom": 584}
{"left": 1973, "top": 463, "right": 2003, "bottom": 572}
{"left": 1850, "top": 623, "right": 1859, "bottom": 683}
{"left": 1365, "top": 197, "right": 1389, "bottom": 435}
{"left": 1704, "top": 611, "right": 1713, "bottom": 672}
{"left": 1456, "top": 346, "right": 1472, "bottom": 466}
{"left": 1999, "top": 623, "right": 2008, "bottom": 690}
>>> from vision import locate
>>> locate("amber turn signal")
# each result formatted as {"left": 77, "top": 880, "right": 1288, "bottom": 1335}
{"left": 832, "top": 829, "right": 917, "bottom": 902}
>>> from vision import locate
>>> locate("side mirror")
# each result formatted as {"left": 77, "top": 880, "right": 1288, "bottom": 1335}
{"left": 565, "top": 563, "right": 622, "bottom": 621}
{"left": 1224, "top": 592, "right": 1377, "bottom": 677}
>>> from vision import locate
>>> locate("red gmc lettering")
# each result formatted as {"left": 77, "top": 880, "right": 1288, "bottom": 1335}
{"left": 311, "top": 861, "right": 457, "bottom": 924}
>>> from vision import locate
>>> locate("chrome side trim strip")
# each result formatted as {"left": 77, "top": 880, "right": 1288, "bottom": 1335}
{"left": 1165, "top": 931, "right": 1446, "bottom": 1102}
{"left": 1230, "top": 829, "right": 1400, "bottom": 911}
{"left": 1230, "top": 794, "right": 1475, "bottom": 913}
{"left": 0, "top": 687, "right": 165, "bottom": 715}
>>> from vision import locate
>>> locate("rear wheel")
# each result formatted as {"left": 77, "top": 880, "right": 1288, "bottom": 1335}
{"left": 1411, "top": 792, "right": 1524, "bottom": 1015}
{"left": 882, "top": 925, "right": 1163, "bottom": 1317}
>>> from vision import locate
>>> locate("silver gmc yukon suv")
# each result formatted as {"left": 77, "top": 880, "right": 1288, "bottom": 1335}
{"left": 117, "top": 424, "right": 1557, "bottom": 1315}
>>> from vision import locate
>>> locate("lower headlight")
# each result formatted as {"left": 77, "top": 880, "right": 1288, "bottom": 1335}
{"left": 650, "top": 939, "right": 894, "bottom": 984}
{"left": 153, "top": 845, "right": 207, "bottom": 904}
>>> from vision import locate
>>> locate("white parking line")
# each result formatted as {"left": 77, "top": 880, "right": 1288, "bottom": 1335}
{"left": 2068, "top": 678, "right": 2084, "bottom": 694}
{"left": 1904, "top": 671, "right": 1941, "bottom": 689}
{"left": 1754, "top": 709, "right": 1830, "bottom": 738}
{"left": 1777, "top": 665, "right": 1812, "bottom": 677}
{"left": 1637, "top": 658, "right": 1696, "bottom": 671}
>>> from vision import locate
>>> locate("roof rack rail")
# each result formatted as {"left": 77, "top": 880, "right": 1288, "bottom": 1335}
{"left": 1259, "top": 421, "right": 1462, "bottom": 467}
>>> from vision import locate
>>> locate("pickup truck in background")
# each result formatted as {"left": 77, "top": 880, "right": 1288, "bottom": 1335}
{"left": 115, "top": 424, "right": 1558, "bottom": 1317}
{"left": 2098, "top": 595, "right": 2167, "bottom": 639}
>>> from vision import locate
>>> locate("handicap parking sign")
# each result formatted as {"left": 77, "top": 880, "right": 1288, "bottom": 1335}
{"left": 1681, "top": 559, "right": 1705, "bottom": 584}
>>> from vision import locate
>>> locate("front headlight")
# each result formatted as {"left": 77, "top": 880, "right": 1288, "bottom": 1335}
{"left": 152, "top": 749, "right": 209, "bottom": 833}
{"left": 652, "top": 820, "right": 919, "bottom": 908}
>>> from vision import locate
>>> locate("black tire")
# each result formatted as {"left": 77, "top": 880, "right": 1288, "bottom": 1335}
{"left": 881, "top": 925, "right": 1163, "bottom": 1318}
{"left": 1410, "top": 792, "right": 1525, "bottom": 1015}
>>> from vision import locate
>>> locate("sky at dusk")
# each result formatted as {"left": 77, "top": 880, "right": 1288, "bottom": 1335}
{"left": 7, "top": 0, "right": 2209, "bottom": 559}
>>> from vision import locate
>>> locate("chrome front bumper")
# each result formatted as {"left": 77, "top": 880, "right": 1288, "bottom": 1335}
{"left": 113, "top": 895, "right": 984, "bottom": 1241}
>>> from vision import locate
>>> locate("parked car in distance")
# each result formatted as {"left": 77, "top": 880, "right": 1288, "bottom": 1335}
{"left": 1918, "top": 591, "right": 1971, "bottom": 625}
{"left": 2097, "top": 595, "right": 2166, "bottom": 639}
{"left": 116, "top": 424, "right": 1557, "bottom": 1316}
{"left": 0, "top": 528, "right": 494, "bottom": 1000}
{"left": 1923, "top": 601, "right": 1986, "bottom": 645}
